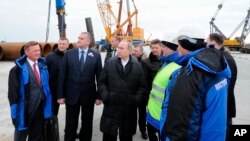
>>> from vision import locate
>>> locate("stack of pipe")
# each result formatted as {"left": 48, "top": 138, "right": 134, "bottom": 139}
{"left": 0, "top": 42, "right": 53, "bottom": 60}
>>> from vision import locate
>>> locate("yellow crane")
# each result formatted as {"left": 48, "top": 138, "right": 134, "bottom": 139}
{"left": 210, "top": 0, "right": 250, "bottom": 51}
{"left": 96, "top": 0, "right": 144, "bottom": 44}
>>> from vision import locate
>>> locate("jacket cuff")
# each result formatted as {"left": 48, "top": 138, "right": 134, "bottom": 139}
{"left": 11, "top": 104, "right": 17, "bottom": 119}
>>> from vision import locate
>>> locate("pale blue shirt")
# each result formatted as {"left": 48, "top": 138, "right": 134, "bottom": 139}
{"left": 78, "top": 48, "right": 88, "bottom": 62}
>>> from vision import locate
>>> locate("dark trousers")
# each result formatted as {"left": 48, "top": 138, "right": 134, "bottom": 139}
{"left": 64, "top": 103, "right": 94, "bottom": 141}
{"left": 14, "top": 102, "right": 44, "bottom": 141}
{"left": 226, "top": 118, "right": 232, "bottom": 141}
{"left": 147, "top": 123, "right": 160, "bottom": 141}
{"left": 138, "top": 104, "right": 147, "bottom": 132}
{"left": 103, "top": 133, "right": 133, "bottom": 141}
{"left": 52, "top": 97, "right": 60, "bottom": 116}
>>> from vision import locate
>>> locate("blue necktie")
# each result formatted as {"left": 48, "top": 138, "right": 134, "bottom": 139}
{"left": 80, "top": 51, "right": 85, "bottom": 70}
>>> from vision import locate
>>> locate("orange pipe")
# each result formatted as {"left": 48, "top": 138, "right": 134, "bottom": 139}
{"left": 0, "top": 45, "right": 3, "bottom": 60}
{"left": 39, "top": 43, "right": 52, "bottom": 57}
{"left": 0, "top": 42, "right": 53, "bottom": 60}
{"left": 0, "top": 42, "right": 26, "bottom": 60}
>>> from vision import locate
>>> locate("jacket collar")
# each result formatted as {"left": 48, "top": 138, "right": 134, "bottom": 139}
{"left": 15, "top": 55, "right": 46, "bottom": 68}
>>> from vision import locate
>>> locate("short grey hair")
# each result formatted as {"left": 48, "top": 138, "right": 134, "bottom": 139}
{"left": 81, "top": 32, "right": 93, "bottom": 42}
{"left": 121, "top": 39, "right": 134, "bottom": 50}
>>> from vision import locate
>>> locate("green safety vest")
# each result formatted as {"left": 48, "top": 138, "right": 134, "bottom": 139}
{"left": 147, "top": 62, "right": 181, "bottom": 121}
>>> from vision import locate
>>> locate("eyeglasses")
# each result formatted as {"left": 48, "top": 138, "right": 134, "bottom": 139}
{"left": 177, "top": 35, "right": 197, "bottom": 44}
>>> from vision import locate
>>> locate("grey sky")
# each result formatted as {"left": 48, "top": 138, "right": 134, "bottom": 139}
{"left": 0, "top": 0, "right": 249, "bottom": 43}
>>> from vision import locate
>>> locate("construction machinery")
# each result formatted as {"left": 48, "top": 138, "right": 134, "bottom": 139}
{"left": 96, "top": 0, "right": 144, "bottom": 44}
{"left": 55, "top": 0, "right": 67, "bottom": 39}
{"left": 210, "top": 0, "right": 250, "bottom": 51}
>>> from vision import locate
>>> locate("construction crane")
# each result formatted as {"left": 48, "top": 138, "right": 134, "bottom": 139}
{"left": 225, "top": 6, "right": 250, "bottom": 51}
{"left": 96, "top": 0, "right": 144, "bottom": 44}
{"left": 239, "top": 7, "right": 250, "bottom": 53}
{"left": 210, "top": 0, "right": 250, "bottom": 51}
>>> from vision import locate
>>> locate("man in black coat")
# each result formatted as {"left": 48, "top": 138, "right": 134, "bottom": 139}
{"left": 206, "top": 33, "right": 238, "bottom": 140}
{"left": 142, "top": 39, "right": 162, "bottom": 141}
{"left": 46, "top": 38, "right": 69, "bottom": 116}
{"left": 57, "top": 32, "right": 102, "bottom": 141}
{"left": 98, "top": 39, "right": 146, "bottom": 141}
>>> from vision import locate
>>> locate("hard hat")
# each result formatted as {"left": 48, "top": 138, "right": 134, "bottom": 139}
{"left": 176, "top": 26, "right": 205, "bottom": 40}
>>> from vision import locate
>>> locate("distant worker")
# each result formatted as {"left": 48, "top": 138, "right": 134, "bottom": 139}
{"left": 132, "top": 45, "right": 148, "bottom": 139}
{"left": 104, "top": 36, "right": 121, "bottom": 63}
{"left": 207, "top": 33, "right": 238, "bottom": 140}
{"left": 160, "top": 35, "right": 231, "bottom": 141}
{"left": 146, "top": 40, "right": 179, "bottom": 141}
{"left": 8, "top": 41, "right": 52, "bottom": 141}
{"left": 98, "top": 39, "right": 146, "bottom": 141}
{"left": 57, "top": 32, "right": 102, "bottom": 141}
{"left": 142, "top": 39, "right": 162, "bottom": 141}
{"left": 46, "top": 38, "right": 69, "bottom": 116}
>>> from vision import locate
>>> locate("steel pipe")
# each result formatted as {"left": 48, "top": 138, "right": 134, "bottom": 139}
{"left": 0, "top": 42, "right": 53, "bottom": 60}
{"left": 0, "top": 42, "right": 25, "bottom": 60}
{"left": 0, "top": 45, "right": 3, "bottom": 60}
{"left": 39, "top": 43, "right": 52, "bottom": 57}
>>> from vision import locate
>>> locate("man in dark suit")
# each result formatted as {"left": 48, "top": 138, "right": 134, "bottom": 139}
{"left": 8, "top": 41, "right": 52, "bottom": 141}
{"left": 57, "top": 32, "right": 102, "bottom": 141}
{"left": 104, "top": 36, "right": 121, "bottom": 63}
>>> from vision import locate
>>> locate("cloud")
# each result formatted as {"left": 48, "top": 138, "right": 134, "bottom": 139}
{"left": 1, "top": 0, "right": 250, "bottom": 43}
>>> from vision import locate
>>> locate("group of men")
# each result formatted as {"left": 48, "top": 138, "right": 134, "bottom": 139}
{"left": 8, "top": 31, "right": 237, "bottom": 141}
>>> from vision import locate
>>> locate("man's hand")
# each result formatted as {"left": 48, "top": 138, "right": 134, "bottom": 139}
{"left": 57, "top": 98, "right": 65, "bottom": 104}
{"left": 95, "top": 99, "right": 103, "bottom": 105}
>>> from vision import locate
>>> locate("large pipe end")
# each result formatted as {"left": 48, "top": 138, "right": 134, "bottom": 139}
{"left": 0, "top": 46, "right": 3, "bottom": 60}
{"left": 68, "top": 43, "right": 74, "bottom": 50}
{"left": 52, "top": 44, "right": 58, "bottom": 51}
{"left": 42, "top": 43, "right": 52, "bottom": 57}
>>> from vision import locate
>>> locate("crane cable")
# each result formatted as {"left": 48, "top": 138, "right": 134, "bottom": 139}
{"left": 45, "top": 0, "right": 52, "bottom": 43}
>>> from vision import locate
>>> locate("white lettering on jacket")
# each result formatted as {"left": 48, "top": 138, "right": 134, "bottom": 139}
{"left": 215, "top": 78, "right": 227, "bottom": 90}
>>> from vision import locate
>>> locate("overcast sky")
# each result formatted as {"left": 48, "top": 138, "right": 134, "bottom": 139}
{"left": 0, "top": 0, "right": 250, "bottom": 43}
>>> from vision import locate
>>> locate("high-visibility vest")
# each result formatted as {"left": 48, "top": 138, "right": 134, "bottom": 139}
{"left": 147, "top": 62, "right": 181, "bottom": 121}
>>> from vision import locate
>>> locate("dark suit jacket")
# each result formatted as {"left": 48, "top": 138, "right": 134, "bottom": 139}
{"left": 58, "top": 48, "right": 102, "bottom": 105}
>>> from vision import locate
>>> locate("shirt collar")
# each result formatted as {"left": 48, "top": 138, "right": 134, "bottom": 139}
{"left": 27, "top": 58, "right": 38, "bottom": 66}
{"left": 78, "top": 48, "right": 88, "bottom": 54}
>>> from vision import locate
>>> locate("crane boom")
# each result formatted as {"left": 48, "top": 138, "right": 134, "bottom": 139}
{"left": 240, "top": 7, "right": 250, "bottom": 45}
{"left": 210, "top": 0, "right": 227, "bottom": 39}
{"left": 96, "top": 0, "right": 144, "bottom": 43}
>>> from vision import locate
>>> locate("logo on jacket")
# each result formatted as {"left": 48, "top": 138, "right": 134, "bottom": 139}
{"left": 214, "top": 79, "right": 227, "bottom": 90}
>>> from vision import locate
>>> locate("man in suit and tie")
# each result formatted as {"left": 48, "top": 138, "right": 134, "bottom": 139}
{"left": 104, "top": 36, "right": 121, "bottom": 63}
{"left": 8, "top": 41, "right": 52, "bottom": 141}
{"left": 57, "top": 32, "right": 103, "bottom": 141}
